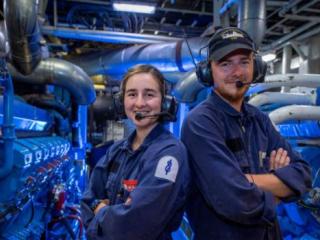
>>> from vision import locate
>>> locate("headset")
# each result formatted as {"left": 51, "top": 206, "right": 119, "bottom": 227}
{"left": 113, "top": 66, "right": 178, "bottom": 122}
{"left": 196, "top": 27, "right": 267, "bottom": 87}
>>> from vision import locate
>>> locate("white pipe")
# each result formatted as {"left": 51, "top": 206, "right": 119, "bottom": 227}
{"left": 248, "top": 74, "right": 320, "bottom": 95}
{"left": 249, "top": 92, "right": 316, "bottom": 107}
{"left": 269, "top": 105, "right": 320, "bottom": 125}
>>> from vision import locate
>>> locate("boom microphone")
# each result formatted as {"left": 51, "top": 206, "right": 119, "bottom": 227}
{"left": 135, "top": 112, "right": 169, "bottom": 121}
{"left": 235, "top": 81, "right": 251, "bottom": 88}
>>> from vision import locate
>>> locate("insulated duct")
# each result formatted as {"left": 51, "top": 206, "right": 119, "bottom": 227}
{"left": 4, "top": 0, "right": 42, "bottom": 75}
{"left": 269, "top": 105, "right": 320, "bottom": 125}
{"left": 249, "top": 92, "right": 316, "bottom": 107}
{"left": 67, "top": 37, "right": 208, "bottom": 80}
{"left": 8, "top": 58, "right": 96, "bottom": 105}
{"left": 247, "top": 74, "right": 320, "bottom": 95}
{"left": 173, "top": 70, "right": 205, "bottom": 102}
{"left": 237, "top": 0, "right": 266, "bottom": 47}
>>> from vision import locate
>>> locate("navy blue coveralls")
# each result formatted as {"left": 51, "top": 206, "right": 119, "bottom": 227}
{"left": 181, "top": 91, "right": 311, "bottom": 240}
{"left": 81, "top": 124, "right": 189, "bottom": 240}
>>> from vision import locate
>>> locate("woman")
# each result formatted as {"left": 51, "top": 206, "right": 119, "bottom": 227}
{"left": 81, "top": 64, "right": 189, "bottom": 240}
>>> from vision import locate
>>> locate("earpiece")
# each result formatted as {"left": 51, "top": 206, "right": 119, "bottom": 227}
{"left": 252, "top": 55, "right": 267, "bottom": 84}
{"left": 113, "top": 91, "right": 125, "bottom": 120}
{"left": 196, "top": 27, "right": 267, "bottom": 87}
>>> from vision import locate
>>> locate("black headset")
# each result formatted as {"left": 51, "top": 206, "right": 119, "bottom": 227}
{"left": 113, "top": 66, "right": 178, "bottom": 122}
{"left": 196, "top": 27, "right": 267, "bottom": 87}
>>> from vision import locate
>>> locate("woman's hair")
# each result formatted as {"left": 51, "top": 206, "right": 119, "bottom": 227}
{"left": 121, "top": 64, "right": 166, "bottom": 98}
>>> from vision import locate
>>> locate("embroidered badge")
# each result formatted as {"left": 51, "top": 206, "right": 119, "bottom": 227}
{"left": 123, "top": 179, "right": 138, "bottom": 192}
{"left": 155, "top": 156, "right": 179, "bottom": 182}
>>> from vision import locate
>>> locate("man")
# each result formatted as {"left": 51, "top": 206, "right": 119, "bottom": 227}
{"left": 181, "top": 27, "right": 311, "bottom": 240}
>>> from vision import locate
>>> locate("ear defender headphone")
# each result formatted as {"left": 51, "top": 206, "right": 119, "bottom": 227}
{"left": 196, "top": 27, "right": 267, "bottom": 87}
{"left": 113, "top": 67, "right": 178, "bottom": 122}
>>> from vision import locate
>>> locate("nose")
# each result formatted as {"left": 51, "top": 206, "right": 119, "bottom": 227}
{"left": 135, "top": 94, "right": 146, "bottom": 107}
{"left": 231, "top": 63, "right": 244, "bottom": 77}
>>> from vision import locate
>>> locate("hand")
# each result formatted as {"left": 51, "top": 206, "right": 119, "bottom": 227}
{"left": 269, "top": 148, "right": 290, "bottom": 171}
{"left": 94, "top": 199, "right": 110, "bottom": 215}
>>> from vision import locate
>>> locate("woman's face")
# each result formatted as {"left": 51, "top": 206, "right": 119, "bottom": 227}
{"left": 124, "top": 72, "right": 162, "bottom": 131}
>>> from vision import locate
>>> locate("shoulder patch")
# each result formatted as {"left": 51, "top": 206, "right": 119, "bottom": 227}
{"left": 154, "top": 156, "right": 179, "bottom": 182}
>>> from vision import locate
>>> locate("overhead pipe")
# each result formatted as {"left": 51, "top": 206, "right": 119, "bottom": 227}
{"left": 42, "top": 26, "right": 181, "bottom": 45}
{"left": 4, "top": 0, "right": 42, "bottom": 75}
{"left": 0, "top": 59, "right": 15, "bottom": 178}
{"left": 269, "top": 105, "right": 320, "bottom": 125}
{"left": 247, "top": 74, "right": 320, "bottom": 95}
{"left": 8, "top": 58, "right": 96, "bottom": 105}
{"left": 219, "top": 0, "right": 238, "bottom": 16}
{"left": 249, "top": 92, "right": 316, "bottom": 107}
{"left": 290, "top": 41, "right": 307, "bottom": 61}
{"left": 67, "top": 37, "right": 208, "bottom": 80}
{"left": 278, "top": 0, "right": 303, "bottom": 17}
{"left": 261, "top": 21, "right": 318, "bottom": 52}
{"left": 237, "top": 0, "right": 266, "bottom": 47}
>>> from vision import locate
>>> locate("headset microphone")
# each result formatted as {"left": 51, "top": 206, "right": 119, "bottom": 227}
{"left": 235, "top": 81, "right": 251, "bottom": 88}
{"left": 135, "top": 112, "right": 170, "bottom": 121}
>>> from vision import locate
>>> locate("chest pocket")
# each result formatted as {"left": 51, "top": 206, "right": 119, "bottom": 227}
{"left": 226, "top": 137, "right": 250, "bottom": 173}
{"left": 104, "top": 150, "right": 143, "bottom": 205}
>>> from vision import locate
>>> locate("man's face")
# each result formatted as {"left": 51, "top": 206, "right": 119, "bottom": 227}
{"left": 211, "top": 49, "right": 254, "bottom": 103}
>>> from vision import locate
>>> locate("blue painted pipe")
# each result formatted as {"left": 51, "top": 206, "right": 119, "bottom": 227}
{"left": 219, "top": 0, "right": 238, "bottom": 15}
{"left": 0, "top": 60, "right": 15, "bottom": 178}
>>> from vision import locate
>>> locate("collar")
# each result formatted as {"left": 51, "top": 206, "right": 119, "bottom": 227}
{"left": 208, "top": 90, "right": 256, "bottom": 118}
{"left": 121, "top": 123, "right": 165, "bottom": 151}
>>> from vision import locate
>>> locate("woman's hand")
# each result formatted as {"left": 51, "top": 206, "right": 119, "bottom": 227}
{"left": 94, "top": 199, "right": 110, "bottom": 215}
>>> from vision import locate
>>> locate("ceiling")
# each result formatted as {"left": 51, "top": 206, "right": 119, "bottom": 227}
{"left": 41, "top": 0, "right": 320, "bottom": 56}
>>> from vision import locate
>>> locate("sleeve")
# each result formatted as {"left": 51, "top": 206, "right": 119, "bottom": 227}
{"left": 80, "top": 152, "right": 110, "bottom": 231}
{"left": 264, "top": 115, "right": 312, "bottom": 200}
{"left": 85, "top": 142, "right": 189, "bottom": 240}
{"left": 181, "top": 112, "right": 276, "bottom": 225}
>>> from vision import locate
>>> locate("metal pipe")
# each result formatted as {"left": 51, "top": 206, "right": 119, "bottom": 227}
{"left": 281, "top": 28, "right": 292, "bottom": 74}
{"left": 8, "top": 58, "right": 96, "bottom": 105}
{"left": 67, "top": 37, "right": 208, "bottom": 79}
{"left": 72, "top": 105, "right": 87, "bottom": 148}
{"left": 249, "top": 92, "right": 315, "bottom": 107}
{"left": 261, "top": 22, "right": 318, "bottom": 52}
{"left": 237, "top": 0, "right": 266, "bottom": 47}
{"left": 4, "top": 0, "right": 42, "bottom": 75}
{"left": 278, "top": 0, "right": 303, "bottom": 17}
{"left": 0, "top": 59, "right": 15, "bottom": 178}
{"left": 42, "top": 26, "right": 181, "bottom": 44}
{"left": 0, "top": 22, "right": 8, "bottom": 57}
{"left": 269, "top": 105, "right": 320, "bottom": 125}
{"left": 247, "top": 74, "right": 320, "bottom": 95}
{"left": 219, "top": 0, "right": 238, "bottom": 16}
{"left": 172, "top": 70, "right": 206, "bottom": 102}
{"left": 290, "top": 41, "right": 307, "bottom": 60}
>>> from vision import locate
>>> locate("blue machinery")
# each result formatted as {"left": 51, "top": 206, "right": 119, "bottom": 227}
{"left": 0, "top": 58, "right": 87, "bottom": 239}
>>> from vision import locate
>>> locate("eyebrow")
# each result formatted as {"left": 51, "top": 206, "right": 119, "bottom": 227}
{"left": 125, "top": 88, "right": 158, "bottom": 93}
{"left": 218, "top": 55, "right": 251, "bottom": 63}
